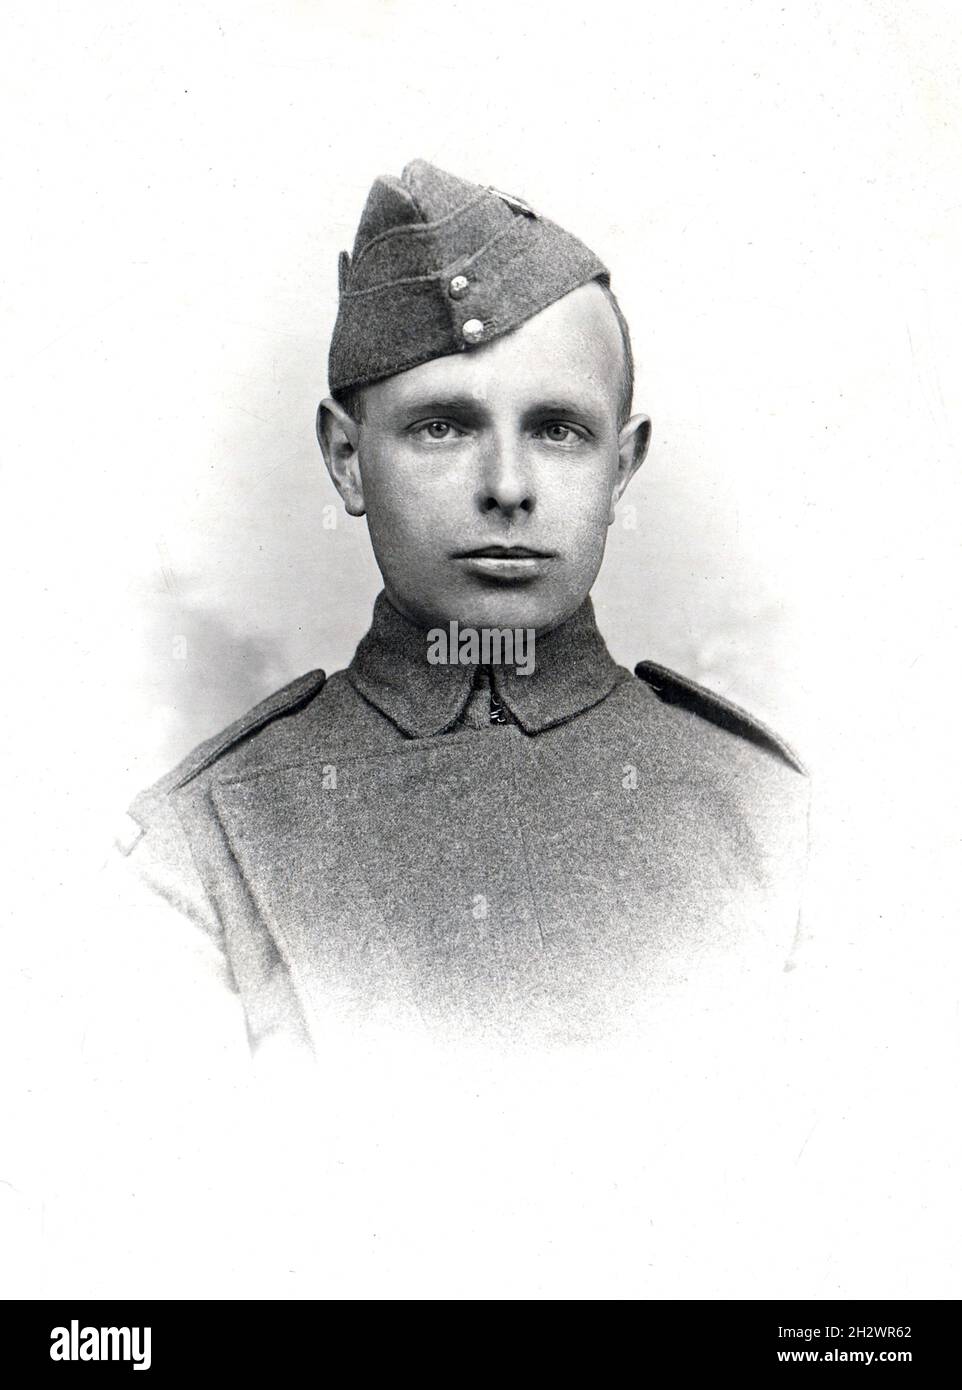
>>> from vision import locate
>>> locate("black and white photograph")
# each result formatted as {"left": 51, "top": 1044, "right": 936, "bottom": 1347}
{"left": 3, "top": 0, "right": 960, "bottom": 1318}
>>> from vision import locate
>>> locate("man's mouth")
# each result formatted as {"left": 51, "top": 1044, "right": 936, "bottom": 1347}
{"left": 452, "top": 544, "right": 557, "bottom": 583}
{"left": 453, "top": 545, "right": 556, "bottom": 559}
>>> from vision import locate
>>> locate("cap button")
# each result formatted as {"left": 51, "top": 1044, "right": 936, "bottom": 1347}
{"left": 462, "top": 318, "right": 485, "bottom": 343}
{"left": 449, "top": 274, "right": 470, "bottom": 299}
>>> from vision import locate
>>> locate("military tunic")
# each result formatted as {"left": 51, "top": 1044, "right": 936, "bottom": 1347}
{"left": 123, "top": 592, "right": 809, "bottom": 1055}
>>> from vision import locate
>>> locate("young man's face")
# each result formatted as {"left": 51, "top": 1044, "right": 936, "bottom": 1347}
{"left": 321, "top": 281, "right": 650, "bottom": 634}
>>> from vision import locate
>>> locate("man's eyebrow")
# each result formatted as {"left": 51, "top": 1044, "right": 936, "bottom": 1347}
{"left": 391, "top": 394, "right": 489, "bottom": 420}
{"left": 521, "top": 398, "right": 608, "bottom": 426}
{"left": 387, "top": 393, "right": 610, "bottom": 427}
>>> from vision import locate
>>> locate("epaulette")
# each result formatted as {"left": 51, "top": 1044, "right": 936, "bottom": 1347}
{"left": 635, "top": 660, "right": 806, "bottom": 774}
{"left": 129, "top": 668, "right": 328, "bottom": 828}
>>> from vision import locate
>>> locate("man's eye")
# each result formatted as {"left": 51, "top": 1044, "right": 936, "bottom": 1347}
{"left": 537, "top": 422, "right": 582, "bottom": 444}
{"left": 414, "top": 420, "right": 459, "bottom": 440}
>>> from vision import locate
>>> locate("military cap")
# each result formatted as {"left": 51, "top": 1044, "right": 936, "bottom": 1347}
{"left": 328, "top": 159, "right": 609, "bottom": 394}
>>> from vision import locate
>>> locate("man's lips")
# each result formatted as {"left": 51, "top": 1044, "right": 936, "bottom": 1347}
{"left": 452, "top": 545, "right": 557, "bottom": 583}
{"left": 452, "top": 545, "right": 557, "bottom": 558}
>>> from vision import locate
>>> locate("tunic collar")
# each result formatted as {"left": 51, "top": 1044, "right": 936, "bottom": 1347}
{"left": 347, "top": 590, "right": 624, "bottom": 739}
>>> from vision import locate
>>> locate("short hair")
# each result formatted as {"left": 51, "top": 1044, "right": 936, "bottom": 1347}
{"left": 334, "top": 278, "right": 634, "bottom": 429}
{"left": 599, "top": 281, "right": 635, "bottom": 429}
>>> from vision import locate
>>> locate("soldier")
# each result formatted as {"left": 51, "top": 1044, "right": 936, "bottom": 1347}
{"left": 120, "top": 159, "right": 809, "bottom": 1058}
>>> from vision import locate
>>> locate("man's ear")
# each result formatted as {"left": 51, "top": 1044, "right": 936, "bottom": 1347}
{"left": 609, "top": 412, "right": 651, "bottom": 524}
{"left": 316, "top": 398, "right": 366, "bottom": 517}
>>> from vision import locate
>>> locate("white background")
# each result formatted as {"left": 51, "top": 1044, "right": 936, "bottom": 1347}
{"left": 2, "top": 0, "right": 960, "bottom": 1299}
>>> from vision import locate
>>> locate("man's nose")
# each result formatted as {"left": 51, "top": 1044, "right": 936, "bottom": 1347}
{"left": 475, "top": 430, "right": 535, "bottom": 516}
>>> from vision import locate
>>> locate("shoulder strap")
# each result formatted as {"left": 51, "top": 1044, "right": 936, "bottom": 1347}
{"left": 635, "top": 660, "right": 805, "bottom": 774}
{"left": 130, "top": 668, "right": 328, "bottom": 826}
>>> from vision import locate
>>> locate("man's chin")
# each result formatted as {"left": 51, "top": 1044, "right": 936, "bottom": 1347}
{"left": 413, "top": 586, "right": 587, "bottom": 636}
